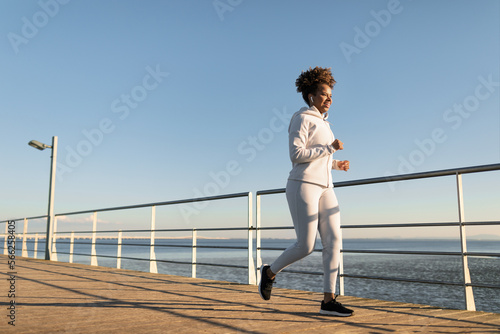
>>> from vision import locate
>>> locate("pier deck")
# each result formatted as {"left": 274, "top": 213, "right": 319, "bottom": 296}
{"left": 1, "top": 255, "right": 499, "bottom": 333}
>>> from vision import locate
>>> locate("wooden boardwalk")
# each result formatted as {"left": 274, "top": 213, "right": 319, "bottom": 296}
{"left": 1, "top": 255, "right": 499, "bottom": 333}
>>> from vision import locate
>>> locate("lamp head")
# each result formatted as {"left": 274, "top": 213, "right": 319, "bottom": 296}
{"left": 28, "top": 140, "right": 50, "bottom": 151}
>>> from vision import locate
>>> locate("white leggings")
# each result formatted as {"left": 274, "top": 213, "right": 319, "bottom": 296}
{"left": 270, "top": 179, "right": 342, "bottom": 293}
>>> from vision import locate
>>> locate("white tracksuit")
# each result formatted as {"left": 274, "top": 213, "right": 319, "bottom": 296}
{"left": 270, "top": 105, "right": 343, "bottom": 293}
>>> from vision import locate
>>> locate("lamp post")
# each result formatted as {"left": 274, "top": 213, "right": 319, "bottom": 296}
{"left": 28, "top": 136, "right": 58, "bottom": 260}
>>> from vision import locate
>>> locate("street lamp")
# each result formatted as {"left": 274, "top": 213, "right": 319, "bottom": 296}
{"left": 28, "top": 136, "right": 58, "bottom": 260}
{"left": 28, "top": 140, "right": 52, "bottom": 151}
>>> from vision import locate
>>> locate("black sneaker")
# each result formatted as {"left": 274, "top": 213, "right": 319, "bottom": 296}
{"left": 258, "top": 264, "right": 274, "bottom": 300}
{"left": 320, "top": 297, "right": 353, "bottom": 317}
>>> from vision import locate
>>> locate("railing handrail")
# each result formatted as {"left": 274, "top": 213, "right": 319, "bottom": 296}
{"left": 2, "top": 163, "right": 499, "bottom": 223}
{"left": 0, "top": 191, "right": 251, "bottom": 223}
{"left": 53, "top": 227, "right": 252, "bottom": 234}
{"left": 56, "top": 191, "right": 251, "bottom": 217}
{"left": 256, "top": 162, "right": 500, "bottom": 196}
{"left": 0, "top": 215, "right": 47, "bottom": 224}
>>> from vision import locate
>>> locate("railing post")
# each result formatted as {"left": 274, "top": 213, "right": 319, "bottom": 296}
{"left": 339, "top": 236, "right": 345, "bottom": 296}
{"left": 456, "top": 172, "right": 475, "bottom": 311}
{"left": 69, "top": 231, "right": 74, "bottom": 263}
{"left": 117, "top": 230, "right": 122, "bottom": 269}
{"left": 34, "top": 233, "right": 38, "bottom": 259}
{"left": 256, "top": 194, "right": 262, "bottom": 284}
{"left": 51, "top": 217, "right": 58, "bottom": 261}
{"left": 149, "top": 206, "right": 158, "bottom": 274}
{"left": 247, "top": 192, "right": 256, "bottom": 285}
{"left": 91, "top": 212, "right": 98, "bottom": 266}
{"left": 22, "top": 218, "right": 28, "bottom": 257}
{"left": 192, "top": 229, "right": 197, "bottom": 278}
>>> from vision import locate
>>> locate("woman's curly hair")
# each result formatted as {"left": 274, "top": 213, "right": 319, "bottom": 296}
{"left": 295, "top": 66, "right": 336, "bottom": 106}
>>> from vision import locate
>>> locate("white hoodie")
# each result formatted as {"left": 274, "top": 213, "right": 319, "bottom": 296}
{"left": 288, "top": 106, "right": 341, "bottom": 187}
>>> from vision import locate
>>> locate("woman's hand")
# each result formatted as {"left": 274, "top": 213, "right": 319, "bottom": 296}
{"left": 337, "top": 160, "right": 350, "bottom": 171}
{"left": 332, "top": 139, "right": 343, "bottom": 150}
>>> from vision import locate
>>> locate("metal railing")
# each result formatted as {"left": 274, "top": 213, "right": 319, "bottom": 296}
{"left": 2, "top": 192, "right": 256, "bottom": 285}
{"left": 256, "top": 163, "right": 500, "bottom": 311}
{"left": 2, "top": 163, "right": 500, "bottom": 312}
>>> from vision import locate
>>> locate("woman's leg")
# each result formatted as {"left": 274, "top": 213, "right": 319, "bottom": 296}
{"left": 317, "top": 187, "right": 342, "bottom": 300}
{"left": 269, "top": 180, "right": 322, "bottom": 275}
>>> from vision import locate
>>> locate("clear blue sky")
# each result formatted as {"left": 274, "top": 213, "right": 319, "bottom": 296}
{"left": 1, "top": 0, "right": 499, "bottom": 238}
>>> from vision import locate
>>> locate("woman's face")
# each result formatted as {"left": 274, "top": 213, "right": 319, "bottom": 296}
{"left": 309, "top": 84, "right": 332, "bottom": 114}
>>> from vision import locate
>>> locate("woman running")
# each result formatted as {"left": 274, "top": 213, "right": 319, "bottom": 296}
{"left": 258, "top": 66, "right": 353, "bottom": 317}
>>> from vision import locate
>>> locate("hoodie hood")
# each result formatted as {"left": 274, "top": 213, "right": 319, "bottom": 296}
{"left": 289, "top": 106, "right": 328, "bottom": 131}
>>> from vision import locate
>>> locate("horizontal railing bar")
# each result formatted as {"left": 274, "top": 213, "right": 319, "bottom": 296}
{"left": 52, "top": 227, "right": 251, "bottom": 235}
{"left": 342, "top": 249, "right": 463, "bottom": 256}
{"left": 341, "top": 274, "right": 464, "bottom": 286}
{"left": 50, "top": 240, "right": 102, "bottom": 245}
{"left": 54, "top": 252, "right": 248, "bottom": 269}
{"left": 54, "top": 241, "right": 190, "bottom": 248}
{"left": 256, "top": 163, "right": 500, "bottom": 196}
{"left": 146, "top": 259, "right": 191, "bottom": 265}
{"left": 54, "top": 252, "right": 127, "bottom": 259}
{"left": 255, "top": 226, "right": 294, "bottom": 231}
{"left": 258, "top": 224, "right": 460, "bottom": 230}
{"left": 194, "top": 262, "right": 247, "bottom": 269}
{"left": 255, "top": 188, "right": 285, "bottom": 196}
{"left": 343, "top": 275, "right": 498, "bottom": 289}
{"left": 55, "top": 192, "right": 251, "bottom": 217}
{"left": 342, "top": 222, "right": 461, "bottom": 229}
{"left": 259, "top": 247, "right": 470, "bottom": 257}
{"left": 465, "top": 252, "right": 500, "bottom": 258}
{"left": 54, "top": 252, "right": 192, "bottom": 265}
{"left": 0, "top": 216, "right": 47, "bottom": 224}
{"left": 257, "top": 221, "right": 500, "bottom": 231}
{"left": 2, "top": 192, "right": 250, "bottom": 223}
{"left": 336, "top": 163, "right": 500, "bottom": 188}
{"left": 55, "top": 229, "right": 163, "bottom": 234}
{"left": 467, "top": 283, "right": 500, "bottom": 289}
{"left": 257, "top": 247, "right": 318, "bottom": 252}
{"left": 53, "top": 241, "right": 153, "bottom": 247}
{"left": 256, "top": 264, "right": 323, "bottom": 276}
{"left": 55, "top": 252, "right": 191, "bottom": 265}
{"left": 11, "top": 239, "right": 46, "bottom": 242}
{"left": 53, "top": 240, "right": 249, "bottom": 250}
{"left": 192, "top": 245, "right": 249, "bottom": 250}
{"left": 462, "top": 221, "right": 500, "bottom": 226}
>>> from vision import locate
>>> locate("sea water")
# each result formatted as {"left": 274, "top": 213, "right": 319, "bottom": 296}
{"left": 15, "top": 237, "right": 500, "bottom": 313}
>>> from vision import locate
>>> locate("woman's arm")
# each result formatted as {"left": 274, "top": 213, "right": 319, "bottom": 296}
{"left": 289, "top": 115, "right": 336, "bottom": 163}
